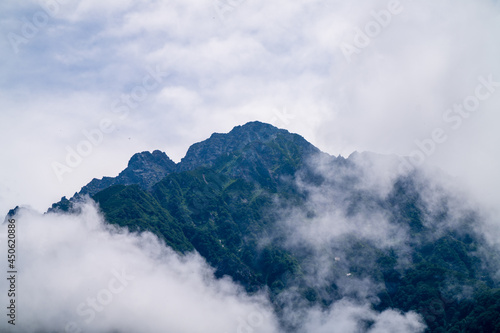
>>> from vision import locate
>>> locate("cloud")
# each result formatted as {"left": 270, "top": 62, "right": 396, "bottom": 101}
{"left": 268, "top": 150, "right": 500, "bottom": 331}
{"left": 0, "top": 200, "right": 279, "bottom": 333}
{"left": 0, "top": 196, "right": 429, "bottom": 333}
{"left": 1, "top": 0, "right": 500, "bottom": 219}
{"left": 302, "top": 300, "right": 425, "bottom": 333}
{"left": 251, "top": 151, "right": 430, "bottom": 331}
{"left": 279, "top": 152, "right": 412, "bottom": 254}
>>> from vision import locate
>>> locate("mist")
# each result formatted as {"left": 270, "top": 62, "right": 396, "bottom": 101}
{"left": 0, "top": 201, "right": 279, "bottom": 333}
{"left": 0, "top": 193, "right": 432, "bottom": 333}
{"left": 264, "top": 150, "right": 500, "bottom": 331}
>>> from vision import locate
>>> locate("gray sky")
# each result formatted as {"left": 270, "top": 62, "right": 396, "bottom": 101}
{"left": 1, "top": 0, "right": 500, "bottom": 216}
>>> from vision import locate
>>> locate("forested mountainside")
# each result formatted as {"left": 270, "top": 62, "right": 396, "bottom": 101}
{"left": 50, "top": 121, "right": 500, "bottom": 332}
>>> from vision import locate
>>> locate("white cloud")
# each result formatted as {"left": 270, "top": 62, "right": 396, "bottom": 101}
{"left": 0, "top": 201, "right": 279, "bottom": 333}
{"left": 0, "top": 199, "right": 430, "bottom": 332}
{"left": 303, "top": 300, "right": 425, "bottom": 333}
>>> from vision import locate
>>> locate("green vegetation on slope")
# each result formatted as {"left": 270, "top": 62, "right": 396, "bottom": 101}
{"left": 52, "top": 123, "right": 500, "bottom": 332}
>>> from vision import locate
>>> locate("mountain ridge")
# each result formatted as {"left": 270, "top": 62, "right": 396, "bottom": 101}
{"left": 43, "top": 121, "right": 500, "bottom": 332}
{"left": 49, "top": 121, "right": 323, "bottom": 211}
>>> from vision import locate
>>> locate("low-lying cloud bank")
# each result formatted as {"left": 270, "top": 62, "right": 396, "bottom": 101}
{"left": 0, "top": 199, "right": 426, "bottom": 333}
{"left": 0, "top": 201, "right": 278, "bottom": 333}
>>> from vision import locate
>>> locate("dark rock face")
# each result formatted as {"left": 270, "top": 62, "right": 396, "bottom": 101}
{"left": 178, "top": 121, "right": 316, "bottom": 171}
{"left": 80, "top": 150, "right": 177, "bottom": 197}
{"left": 48, "top": 150, "right": 176, "bottom": 213}
{"left": 3, "top": 206, "right": 19, "bottom": 223}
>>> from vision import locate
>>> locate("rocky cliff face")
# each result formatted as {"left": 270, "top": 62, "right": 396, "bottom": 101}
{"left": 79, "top": 150, "right": 177, "bottom": 197}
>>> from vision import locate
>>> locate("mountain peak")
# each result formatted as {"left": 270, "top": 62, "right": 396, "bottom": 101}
{"left": 178, "top": 121, "right": 294, "bottom": 171}
{"left": 127, "top": 150, "right": 175, "bottom": 170}
{"left": 79, "top": 150, "right": 176, "bottom": 197}
{"left": 229, "top": 121, "right": 284, "bottom": 135}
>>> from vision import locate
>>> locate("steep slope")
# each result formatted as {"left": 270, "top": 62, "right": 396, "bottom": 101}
{"left": 92, "top": 184, "right": 192, "bottom": 252}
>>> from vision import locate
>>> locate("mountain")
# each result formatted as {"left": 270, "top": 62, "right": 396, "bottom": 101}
{"left": 51, "top": 122, "right": 318, "bottom": 202}
{"left": 48, "top": 121, "right": 500, "bottom": 332}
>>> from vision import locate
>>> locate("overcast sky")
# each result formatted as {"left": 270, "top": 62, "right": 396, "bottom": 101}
{"left": 1, "top": 0, "right": 500, "bottom": 216}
